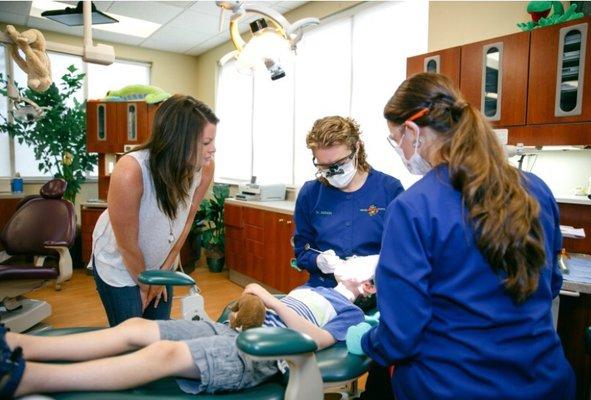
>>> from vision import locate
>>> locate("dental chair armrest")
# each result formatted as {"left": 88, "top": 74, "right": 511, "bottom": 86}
{"left": 43, "top": 242, "right": 72, "bottom": 288}
{"left": 237, "top": 327, "right": 317, "bottom": 356}
{"left": 138, "top": 270, "right": 195, "bottom": 286}
{"left": 43, "top": 241, "right": 69, "bottom": 247}
{"left": 237, "top": 327, "right": 323, "bottom": 400}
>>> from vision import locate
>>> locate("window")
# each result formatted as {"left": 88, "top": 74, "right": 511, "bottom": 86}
{"left": 87, "top": 59, "right": 151, "bottom": 100}
{"left": 215, "top": 1, "right": 429, "bottom": 188}
{"left": 0, "top": 49, "right": 151, "bottom": 179}
{"left": 0, "top": 45, "right": 9, "bottom": 177}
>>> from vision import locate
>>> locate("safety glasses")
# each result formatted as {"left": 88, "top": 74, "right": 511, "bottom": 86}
{"left": 386, "top": 107, "right": 429, "bottom": 149}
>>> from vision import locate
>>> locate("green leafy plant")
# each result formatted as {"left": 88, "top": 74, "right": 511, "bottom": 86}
{"left": 0, "top": 65, "right": 97, "bottom": 203}
{"left": 193, "top": 183, "right": 230, "bottom": 257}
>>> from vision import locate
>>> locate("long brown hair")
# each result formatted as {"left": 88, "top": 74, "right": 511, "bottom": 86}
{"left": 306, "top": 116, "right": 370, "bottom": 183}
{"left": 384, "top": 73, "right": 545, "bottom": 302}
{"left": 132, "top": 95, "right": 218, "bottom": 220}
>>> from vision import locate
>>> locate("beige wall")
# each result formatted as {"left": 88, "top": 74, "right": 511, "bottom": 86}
{"left": 0, "top": 23, "right": 200, "bottom": 97}
{"left": 428, "top": 1, "right": 531, "bottom": 52}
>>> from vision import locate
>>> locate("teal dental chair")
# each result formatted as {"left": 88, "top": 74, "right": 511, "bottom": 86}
{"left": 33, "top": 270, "right": 372, "bottom": 400}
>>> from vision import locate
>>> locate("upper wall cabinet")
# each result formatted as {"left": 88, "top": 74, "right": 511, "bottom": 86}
{"left": 86, "top": 101, "right": 118, "bottom": 153}
{"left": 407, "top": 47, "right": 461, "bottom": 87}
{"left": 460, "top": 31, "right": 530, "bottom": 128}
{"left": 87, "top": 100, "right": 154, "bottom": 153}
{"left": 528, "top": 16, "right": 591, "bottom": 124}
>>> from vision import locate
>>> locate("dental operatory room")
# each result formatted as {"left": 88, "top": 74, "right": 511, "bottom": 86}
{"left": 2, "top": 0, "right": 591, "bottom": 399}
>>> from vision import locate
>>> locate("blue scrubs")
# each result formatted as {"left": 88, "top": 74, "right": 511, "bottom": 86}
{"left": 362, "top": 164, "right": 575, "bottom": 399}
{"left": 294, "top": 168, "right": 404, "bottom": 287}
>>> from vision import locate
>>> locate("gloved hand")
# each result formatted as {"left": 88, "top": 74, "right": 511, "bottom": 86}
{"left": 364, "top": 311, "right": 380, "bottom": 327}
{"left": 346, "top": 321, "right": 372, "bottom": 355}
{"left": 334, "top": 254, "right": 380, "bottom": 284}
{"left": 316, "top": 249, "right": 343, "bottom": 274}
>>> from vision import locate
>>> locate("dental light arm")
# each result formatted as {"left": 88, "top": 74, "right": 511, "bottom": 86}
{"left": 217, "top": 1, "right": 319, "bottom": 79}
{"left": 82, "top": 1, "right": 115, "bottom": 65}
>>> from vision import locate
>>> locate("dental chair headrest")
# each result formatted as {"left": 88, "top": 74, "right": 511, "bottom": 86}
{"left": 40, "top": 179, "right": 67, "bottom": 199}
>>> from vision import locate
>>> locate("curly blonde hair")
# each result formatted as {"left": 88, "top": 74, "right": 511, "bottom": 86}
{"left": 306, "top": 116, "right": 370, "bottom": 174}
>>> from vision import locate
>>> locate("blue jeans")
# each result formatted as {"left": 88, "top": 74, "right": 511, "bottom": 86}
{"left": 92, "top": 258, "right": 173, "bottom": 326}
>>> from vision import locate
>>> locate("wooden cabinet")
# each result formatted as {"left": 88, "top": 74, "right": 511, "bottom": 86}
{"left": 224, "top": 203, "right": 308, "bottom": 293}
{"left": 87, "top": 100, "right": 155, "bottom": 154}
{"left": 407, "top": 47, "right": 461, "bottom": 86}
{"left": 86, "top": 102, "right": 118, "bottom": 153}
{"left": 528, "top": 16, "right": 591, "bottom": 125}
{"left": 558, "top": 293, "right": 591, "bottom": 400}
{"left": 80, "top": 206, "right": 105, "bottom": 265}
{"left": 460, "top": 31, "right": 530, "bottom": 127}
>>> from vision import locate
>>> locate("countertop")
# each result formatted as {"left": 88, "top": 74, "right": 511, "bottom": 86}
{"left": 555, "top": 194, "right": 591, "bottom": 206}
{"left": 225, "top": 198, "right": 295, "bottom": 215}
{"left": 81, "top": 200, "right": 108, "bottom": 208}
{"left": 0, "top": 192, "right": 25, "bottom": 199}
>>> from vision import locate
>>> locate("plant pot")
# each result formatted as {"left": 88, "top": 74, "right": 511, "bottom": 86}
{"left": 205, "top": 248, "right": 225, "bottom": 273}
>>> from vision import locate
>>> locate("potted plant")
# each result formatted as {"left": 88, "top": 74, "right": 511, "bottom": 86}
{"left": 0, "top": 65, "right": 97, "bottom": 204}
{"left": 194, "top": 183, "right": 230, "bottom": 272}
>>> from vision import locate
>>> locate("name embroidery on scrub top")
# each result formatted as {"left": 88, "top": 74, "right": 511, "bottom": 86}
{"left": 360, "top": 204, "right": 385, "bottom": 216}
{"left": 316, "top": 210, "right": 333, "bottom": 215}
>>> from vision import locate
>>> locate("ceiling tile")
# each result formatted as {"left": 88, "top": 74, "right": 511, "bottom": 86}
{"left": 0, "top": 11, "right": 28, "bottom": 26}
{"left": 189, "top": 1, "right": 220, "bottom": 17}
{"left": 28, "top": 16, "right": 84, "bottom": 37}
{"left": 167, "top": 9, "right": 219, "bottom": 33}
{"left": 107, "top": 1, "right": 182, "bottom": 24}
{"left": 95, "top": 2, "right": 114, "bottom": 11}
{"left": 141, "top": 24, "right": 209, "bottom": 53}
{"left": 159, "top": 1, "right": 194, "bottom": 9}
{"left": 184, "top": 35, "right": 225, "bottom": 56}
{"left": 92, "top": 29, "right": 144, "bottom": 46}
{"left": 0, "top": 1, "right": 31, "bottom": 15}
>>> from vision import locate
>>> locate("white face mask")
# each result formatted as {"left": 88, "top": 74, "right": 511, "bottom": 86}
{"left": 322, "top": 158, "right": 357, "bottom": 188}
{"left": 392, "top": 131, "right": 432, "bottom": 175}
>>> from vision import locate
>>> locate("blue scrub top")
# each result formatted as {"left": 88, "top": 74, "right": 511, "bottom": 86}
{"left": 294, "top": 168, "right": 404, "bottom": 287}
{"left": 362, "top": 164, "right": 575, "bottom": 400}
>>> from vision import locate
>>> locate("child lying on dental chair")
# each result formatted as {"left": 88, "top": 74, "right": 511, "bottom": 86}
{"left": 0, "top": 257, "right": 378, "bottom": 398}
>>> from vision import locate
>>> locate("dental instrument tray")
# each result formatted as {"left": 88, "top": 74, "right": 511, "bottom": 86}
{"left": 236, "top": 183, "right": 286, "bottom": 201}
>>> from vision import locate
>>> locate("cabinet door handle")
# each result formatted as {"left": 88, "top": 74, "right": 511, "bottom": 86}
{"left": 559, "top": 290, "right": 580, "bottom": 297}
{"left": 278, "top": 219, "right": 284, "bottom": 223}
{"left": 286, "top": 220, "right": 292, "bottom": 224}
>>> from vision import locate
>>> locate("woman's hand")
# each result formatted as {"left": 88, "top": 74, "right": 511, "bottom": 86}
{"left": 243, "top": 283, "right": 279, "bottom": 309}
{"left": 139, "top": 283, "right": 150, "bottom": 311}
{"left": 145, "top": 285, "right": 168, "bottom": 310}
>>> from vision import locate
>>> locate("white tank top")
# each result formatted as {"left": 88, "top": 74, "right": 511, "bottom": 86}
{"left": 90, "top": 149, "right": 202, "bottom": 287}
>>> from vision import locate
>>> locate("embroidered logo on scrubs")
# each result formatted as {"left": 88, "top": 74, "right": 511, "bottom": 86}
{"left": 360, "top": 205, "right": 384, "bottom": 216}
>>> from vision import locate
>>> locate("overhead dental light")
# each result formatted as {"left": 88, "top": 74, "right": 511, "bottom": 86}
{"left": 40, "top": 1, "right": 116, "bottom": 65}
{"left": 216, "top": 1, "right": 319, "bottom": 80}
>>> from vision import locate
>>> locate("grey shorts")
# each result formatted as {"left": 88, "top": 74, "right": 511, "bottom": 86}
{"left": 157, "top": 320, "right": 279, "bottom": 394}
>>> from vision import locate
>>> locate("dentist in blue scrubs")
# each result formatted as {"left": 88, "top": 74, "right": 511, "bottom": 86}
{"left": 353, "top": 73, "right": 575, "bottom": 399}
{"left": 293, "top": 115, "right": 404, "bottom": 288}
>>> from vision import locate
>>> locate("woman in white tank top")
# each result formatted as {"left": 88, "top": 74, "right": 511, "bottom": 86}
{"left": 91, "top": 95, "right": 218, "bottom": 326}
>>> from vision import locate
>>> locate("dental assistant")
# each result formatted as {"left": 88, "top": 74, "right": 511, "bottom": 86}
{"left": 358, "top": 73, "right": 575, "bottom": 399}
{"left": 293, "top": 115, "right": 404, "bottom": 288}
{"left": 91, "top": 95, "right": 218, "bottom": 326}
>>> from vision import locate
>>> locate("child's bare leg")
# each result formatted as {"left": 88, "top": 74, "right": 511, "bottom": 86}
{"left": 6, "top": 318, "right": 160, "bottom": 361}
{"left": 14, "top": 340, "right": 197, "bottom": 396}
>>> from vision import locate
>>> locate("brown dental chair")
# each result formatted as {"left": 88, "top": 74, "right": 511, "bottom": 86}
{"left": 0, "top": 178, "right": 76, "bottom": 332}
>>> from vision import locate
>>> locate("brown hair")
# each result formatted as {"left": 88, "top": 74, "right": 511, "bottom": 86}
{"left": 384, "top": 73, "right": 545, "bottom": 303}
{"left": 306, "top": 116, "right": 370, "bottom": 178}
{"left": 131, "top": 94, "right": 218, "bottom": 220}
